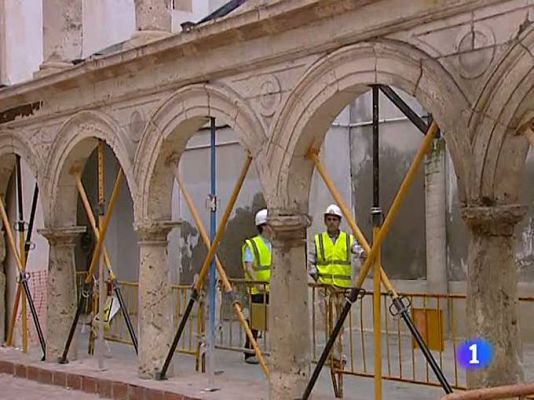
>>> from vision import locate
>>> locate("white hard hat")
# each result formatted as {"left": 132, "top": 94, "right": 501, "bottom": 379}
{"left": 324, "top": 204, "right": 343, "bottom": 218}
{"left": 255, "top": 209, "right": 268, "bottom": 226}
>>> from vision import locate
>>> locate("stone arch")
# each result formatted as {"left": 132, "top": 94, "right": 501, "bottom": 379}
{"left": 470, "top": 25, "right": 534, "bottom": 205}
{"left": 134, "top": 83, "right": 268, "bottom": 222}
{"left": 0, "top": 130, "right": 43, "bottom": 196}
{"left": 266, "top": 40, "right": 471, "bottom": 212}
{"left": 45, "top": 110, "right": 137, "bottom": 227}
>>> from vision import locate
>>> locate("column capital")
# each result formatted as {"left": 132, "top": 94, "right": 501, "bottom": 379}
{"left": 268, "top": 212, "right": 312, "bottom": 246}
{"left": 38, "top": 226, "right": 86, "bottom": 245}
{"left": 461, "top": 204, "right": 527, "bottom": 236}
{"left": 134, "top": 220, "right": 182, "bottom": 243}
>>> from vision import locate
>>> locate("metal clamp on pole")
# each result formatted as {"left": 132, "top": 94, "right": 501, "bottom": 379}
{"left": 17, "top": 271, "right": 30, "bottom": 283}
{"left": 13, "top": 221, "right": 29, "bottom": 232}
{"left": 207, "top": 194, "right": 217, "bottom": 212}
{"left": 371, "top": 207, "right": 383, "bottom": 227}
{"left": 388, "top": 295, "right": 412, "bottom": 318}
{"left": 344, "top": 287, "right": 366, "bottom": 304}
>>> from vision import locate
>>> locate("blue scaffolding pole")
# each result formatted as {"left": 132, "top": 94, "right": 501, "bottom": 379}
{"left": 207, "top": 117, "right": 218, "bottom": 390}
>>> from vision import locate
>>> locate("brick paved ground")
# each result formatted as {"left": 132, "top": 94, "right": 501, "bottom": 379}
{"left": 0, "top": 374, "right": 100, "bottom": 400}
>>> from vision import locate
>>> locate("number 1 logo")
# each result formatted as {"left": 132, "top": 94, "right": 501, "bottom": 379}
{"left": 458, "top": 339, "right": 493, "bottom": 369}
{"left": 468, "top": 344, "right": 479, "bottom": 365}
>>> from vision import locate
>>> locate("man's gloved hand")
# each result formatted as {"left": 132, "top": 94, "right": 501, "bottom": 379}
{"left": 308, "top": 266, "right": 319, "bottom": 282}
{"left": 351, "top": 242, "right": 366, "bottom": 259}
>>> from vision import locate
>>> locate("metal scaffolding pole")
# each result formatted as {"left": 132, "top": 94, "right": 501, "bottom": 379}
{"left": 206, "top": 117, "right": 219, "bottom": 390}
{"left": 156, "top": 155, "right": 252, "bottom": 380}
{"left": 371, "top": 85, "right": 383, "bottom": 400}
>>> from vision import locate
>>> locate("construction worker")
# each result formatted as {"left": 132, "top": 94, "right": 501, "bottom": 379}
{"left": 241, "top": 208, "right": 271, "bottom": 365}
{"left": 308, "top": 204, "right": 365, "bottom": 380}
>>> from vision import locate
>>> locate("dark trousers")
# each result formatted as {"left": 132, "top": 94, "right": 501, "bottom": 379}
{"left": 244, "top": 293, "right": 269, "bottom": 359}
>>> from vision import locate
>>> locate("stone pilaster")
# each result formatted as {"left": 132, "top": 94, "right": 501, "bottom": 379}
{"left": 128, "top": 0, "right": 172, "bottom": 49}
{"left": 268, "top": 212, "right": 312, "bottom": 400}
{"left": 36, "top": 0, "right": 82, "bottom": 77}
{"left": 135, "top": 220, "right": 176, "bottom": 379}
{"left": 38, "top": 226, "right": 86, "bottom": 362}
{"left": 461, "top": 204, "right": 527, "bottom": 388}
{"left": 425, "top": 137, "right": 448, "bottom": 295}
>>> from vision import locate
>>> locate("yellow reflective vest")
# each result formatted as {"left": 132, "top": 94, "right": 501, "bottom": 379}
{"left": 314, "top": 231, "right": 354, "bottom": 288}
{"left": 242, "top": 235, "right": 272, "bottom": 294}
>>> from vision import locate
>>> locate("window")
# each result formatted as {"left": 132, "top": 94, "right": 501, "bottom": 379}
{"left": 173, "top": 0, "right": 193, "bottom": 12}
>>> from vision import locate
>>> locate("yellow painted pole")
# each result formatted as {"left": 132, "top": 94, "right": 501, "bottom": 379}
{"left": 84, "top": 168, "right": 123, "bottom": 284}
{"left": 373, "top": 227, "right": 382, "bottom": 400}
{"left": 175, "top": 168, "right": 270, "bottom": 378}
{"left": 0, "top": 198, "right": 33, "bottom": 348}
{"left": 192, "top": 154, "right": 252, "bottom": 290}
{"left": 72, "top": 173, "right": 116, "bottom": 281}
{"left": 307, "top": 120, "right": 438, "bottom": 292}
{"left": 5, "top": 286, "right": 21, "bottom": 346}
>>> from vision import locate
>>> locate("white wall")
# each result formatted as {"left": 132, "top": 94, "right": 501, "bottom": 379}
{"left": 82, "top": 0, "right": 135, "bottom": 57}
{"left": 2, "top": 0, "right": 234, "bottom": 82}
{"left": 171, "top": 0, "right": 209, "bottom": 31}
{"left": 3, "top": 0, "right": 42, "bottom": 84}
{"left": 308, "top": 107, "right": 353, "bottom": 244}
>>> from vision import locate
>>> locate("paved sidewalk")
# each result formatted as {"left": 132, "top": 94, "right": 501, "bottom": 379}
{"left": 0, "top": 374, "right": 100, "bottom": 400}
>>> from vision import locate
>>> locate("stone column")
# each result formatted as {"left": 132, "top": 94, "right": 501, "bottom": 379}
{"left": 461, "top": 204, "right": 527, "bottom": 388}
{"left": 425, "top": 137, "right": 448, "bottom": 294}
{"left": 268, "top": 212, "right": 312, "bottom": 399}
{"left": 135, "top": 221, "right": 175, "bottom": 379}
{"left": 39, "top": 226, "right": 86, "bottom": 362}
{"left": 36, "top": 0, "right": 83, "bottom": 77}
{"left": 128, "top": 0, "right": 172, "bottom": 48}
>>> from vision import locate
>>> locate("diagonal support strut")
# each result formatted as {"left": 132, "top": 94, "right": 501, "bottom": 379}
{"left": 156, "top": 154, "right": 252, "bottom": 380}
{"left": 301, "top": 121, "right": 453, "bottom": 399}
{"left": 0, "top": 182, "right": 46, "bottom": 359}
{"left": 73, "top": 170, "right": 138, "bottom": 354}
{"left": 58, "top": 168, "right": 124, "bottom": 364}
{"left": 174, "top": 168, "right": 269, "bottom": 377}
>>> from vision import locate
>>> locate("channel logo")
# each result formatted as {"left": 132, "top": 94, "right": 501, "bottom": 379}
{"left": 457, "top": 338, "right": 494, "bottom": 369}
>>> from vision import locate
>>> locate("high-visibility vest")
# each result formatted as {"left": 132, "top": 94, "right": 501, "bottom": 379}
{"left": 242, "top": 235, "right": 272, "bottom": 294}
{"left": 314, "top": 231, "right": 354, "bottom": 288}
